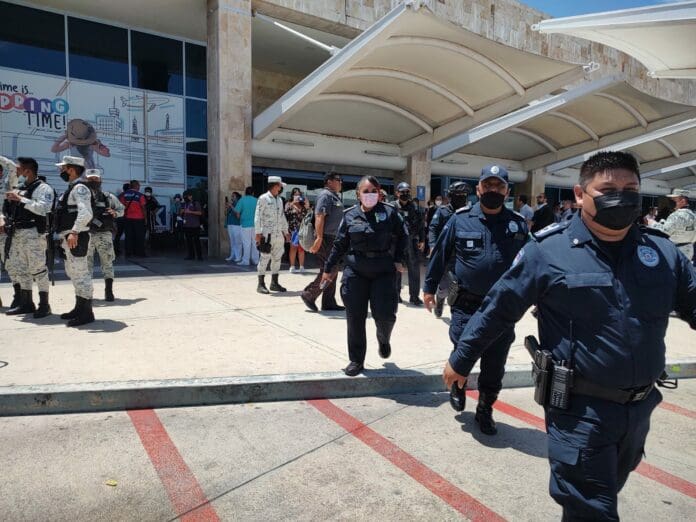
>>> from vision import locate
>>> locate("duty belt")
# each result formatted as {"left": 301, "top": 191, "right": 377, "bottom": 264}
{"left": 572, "top": 376, "right": 654, "bottom": 404}
{"left": 13, "top": 222, "right": 37, "bottom": 230}
{"left": 453, "top": 289, "right": 484, "bottom": 309}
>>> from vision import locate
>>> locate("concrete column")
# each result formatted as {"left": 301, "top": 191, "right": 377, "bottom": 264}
{"left": 395, "top": 150, "right": 432, "bottom": 203}
{"left": 207, "top": 0, "right": 253, "bottom": 258}
{"left": 517, "top": 168, "right": 547, "bottom": 203}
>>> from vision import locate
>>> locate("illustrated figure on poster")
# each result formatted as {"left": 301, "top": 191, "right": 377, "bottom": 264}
{"left": 51, "top": 119, "right": 111, "bottom": 170}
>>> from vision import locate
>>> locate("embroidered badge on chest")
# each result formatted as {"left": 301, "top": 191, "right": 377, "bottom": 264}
{"left": 637, "top": 245, "right": 659, "bottom": 267}
{"left": 508, "top": 221, "right": 519, "bottom": 233}
{"left": 376, "top": 212, "right": 386, "bottom": 222}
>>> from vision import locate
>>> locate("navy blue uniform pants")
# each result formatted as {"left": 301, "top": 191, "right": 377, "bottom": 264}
{"left": 449, "top": 306, "right": 515, "bottom": 394}
{"left": 396, "top": 241, "right": 421, "bottom": 300}
{"left": 546, "top": 389, "right": 662, "bottom": 521}
{"left": 341, "top": 265, "right": 398, "bottom": 364}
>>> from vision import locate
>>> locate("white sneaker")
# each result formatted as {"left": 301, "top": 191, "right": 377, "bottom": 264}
{"left": 299, "top": 266, "right": 305, "bottom": 273}
{"left": 290, "top": 266, "right": 297, "bottom": 273}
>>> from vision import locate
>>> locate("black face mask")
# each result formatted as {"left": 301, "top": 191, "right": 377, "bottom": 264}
{"left": 60, "top": 171, "right": 69, "bottom": 182}
{"left": 87, "top": 181, "right": 101, "bottom": 191}
{"left": 480, "top": 191, "right": 505, "bottom": 210}
{"left": 398, "top": 193, "right": 410, "bottom": 202}
{"left": 449, "top": 194, "right": 468, "bottom": 210}
{"left": 587, "top": 190, "right": 641, "bottom": 230}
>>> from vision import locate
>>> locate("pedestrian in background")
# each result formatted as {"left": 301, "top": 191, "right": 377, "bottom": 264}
{"left": 225, "top": 191, "right": 242, "bottom": 262}
{"left": 235, "top": 186, "right": 259, "bottom": 266}
{"left": 530, "top": 192, "right": 555, "bottom": 233}
{"left": 395, "top": 182, "right": 425, "bottom": 305}
{"left": 181, "top": 191, "right": 203, "bottom": 261}
{"left": 113, "top": 182, "right": 129, "bottom": 256}
{"left": 119, "top": 180, "right": 147, "bottom": 257}
{"left": 322, "top": 176, "right": 407, "bottom": 376}
{"left": 255, "top": 176, "right": 289, "bottom": 294}
{"left": 302, "top": 172, "right": 345, "bottom": 312}
{"left": 285, "top": 188, "right": 308, "bottom": 273}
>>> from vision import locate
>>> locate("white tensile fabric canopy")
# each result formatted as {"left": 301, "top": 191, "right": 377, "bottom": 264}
{"left": 253, "top": 2, "right": 588, "bottom": 157}
{"left": 533, "top": 1, "right": 696, "bottom": 80}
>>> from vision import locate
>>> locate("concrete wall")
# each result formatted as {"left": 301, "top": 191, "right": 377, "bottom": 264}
{"left": 254, "top": 0, "right": 696, "bottom": 106}
{"left": 252, "top": 68, "right": 303, "bottom": 115}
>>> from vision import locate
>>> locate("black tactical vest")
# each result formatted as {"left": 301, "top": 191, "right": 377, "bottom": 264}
{"left": 55, "top": 181, "right": 92, "bottom": 233}
{"left": 90, "top": 191, "right": 116, "bottom": 232}
{"left": 10, "top": 179, "right": 48, "bottom": 232}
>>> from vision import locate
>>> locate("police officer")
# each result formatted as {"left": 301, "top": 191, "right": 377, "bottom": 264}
{"left": 0, "top": 156, "right": 20, "bottom": 309}
{"left": 4, "top": 157, "right": 55, "bottom": 318}
{"left": 427, "top": 181, "right": 471, "bottom": 318}
{"left": 55, "top": 156, "right": 95, "bottom": 327}
{"left": 395, "top": 182, "right": 425, "bottom": 305}
{"left": 647, "top": 189, "right": 696, "bottom": 262}
{"left": 254, "top": 175, "right": 290, "bottom": 294}
{"left": 322, "top": 176, "right": 407, "bottom": 376}
{"left": 425, "top": 166, "right": 527, "bottom": 435}
{"left": 443, "top": 151, "right": 696, "bottom": 520}
{"left": 85, "top": 169, "right": 124, "bottom": 301}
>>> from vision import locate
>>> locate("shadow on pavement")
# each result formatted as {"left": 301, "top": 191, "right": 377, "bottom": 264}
{"left": 19, "top": 315, "right": 65, "bottom": 326}
{"left": 82, "top": 319, "right": 128, "bottom": 333}
{"left": 455, "top": 410, "right": 548, "bottom": 459}
{"left": 269, "top": 291, "right": 303, "bottom": 298}
{"left": 93, "top": 297, "right": 147, "bottom": 307}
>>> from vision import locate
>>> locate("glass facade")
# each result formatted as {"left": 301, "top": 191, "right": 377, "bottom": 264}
{"left": 0, "top": 2, "right": 66, "bottom": 76}
{"left": 131, "top": 31, "right": 183, "bottom": 95}
{"left": 68, "top": 17, "right": 129, "bottom": 86}
{"left": 0, "top": 1, "right": 206, "bottom": 195}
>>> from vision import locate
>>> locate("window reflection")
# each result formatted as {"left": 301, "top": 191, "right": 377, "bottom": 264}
{"left": 131, "top": 31, "right": 183, "bottom": 95}
{"left": 68, "top": 18, "right": 128, "bottom": 86}
{"left": 185, "top": 44, "right": 207, "bottom": 99}
{"left": 0, "top": 1, "right": 65, "bottom": 76}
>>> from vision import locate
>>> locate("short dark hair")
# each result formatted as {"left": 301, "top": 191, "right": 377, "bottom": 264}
{"left": 71, "top": 165, "right": 85, "bottom": 176}
{"left": 232, "top": 191, "right": 242, "bottom": 199}
{"left": 357, "top": 175, "right": 380, "bottom": 191}
{"left": 130, "top": 179, "right": 140, "bottom": 188}
{"left": 144, "top": 186, "right": 153, "bottom": 192}
{"left": 122, "top": 183, "right": 130, "bottom": 192}
{"left": 324, "top": 171, "right": 341, "bottom": 184}
{"left": 517, "top": 194, "right": 528, "bottom": 205}
{"left": 245, "top": 186, "right": 253, "bottom": 195}
{"left": 17, "top": 157, "right": 38, "bottom": 174}
{"left": 579, "top": 151, "right": 640, "bottom": 188}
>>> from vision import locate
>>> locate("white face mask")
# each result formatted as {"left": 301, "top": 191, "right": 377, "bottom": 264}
{"left": 360, "top": 192, "right": 379, "bottom": 209}
{"left": 435, "top": 199, "right": 442, "bottom": 207}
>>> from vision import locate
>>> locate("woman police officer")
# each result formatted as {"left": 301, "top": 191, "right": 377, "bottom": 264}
{"left": 322, "top": 176, "right": 408, "bottom": 376}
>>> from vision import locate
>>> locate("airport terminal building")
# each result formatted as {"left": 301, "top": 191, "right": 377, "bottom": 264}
{"left": 1, "top": 0, "right": 695, "bottom": 256}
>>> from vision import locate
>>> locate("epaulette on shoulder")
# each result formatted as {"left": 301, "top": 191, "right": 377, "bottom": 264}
{"left": 455, "top": 205, "right": 472, "bottom": 214}
{"left": 382, "top": 201, "right": 396, "bottom": 209}
{"left": 343, "top": 204, "right": 358, "bottom": 213}
{"left": 639, "top": 225, "right": 670, "bottom": 239}
{"left": 532, "top": 221, "right": 569, "bottom": 241}
{"left": 511, "top": 210, "right": 526, "bottom": 220}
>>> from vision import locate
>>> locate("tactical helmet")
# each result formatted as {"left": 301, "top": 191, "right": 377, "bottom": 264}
{"left": 396, "top": 182, "right": 411, "bottom": 193}
{"left": 447, "top": 181, "right": 470, "bottom": 197}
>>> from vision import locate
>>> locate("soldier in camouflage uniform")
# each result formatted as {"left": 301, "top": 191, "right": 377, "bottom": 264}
{"left": 0, "top": 156, "right": 20, "bottom": 308}
{"left": 85, "top": 169, "right": 124, "bottom": 301}
{"left": 4, "top": 157, "right": 55, "bottom": 318}
{"left": 648, "top": 189, "right": 696, "bottom": 262}
{"left": 254, "top": 175, "right": 290, "bottom": 294}
{"left": 55, "top": 156, "right": 95, "bottom": 327}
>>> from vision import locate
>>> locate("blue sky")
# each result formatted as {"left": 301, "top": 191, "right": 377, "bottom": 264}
{"left": 522, "top": 1, "right": 674, "bottom": 17}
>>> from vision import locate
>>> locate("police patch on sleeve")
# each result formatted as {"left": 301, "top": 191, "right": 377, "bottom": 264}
{"left": 512, "top": 248, "right": 525, "bottom": 268}
{"left": 508, "top": 221, "right": 519, "bottom": 234}
{"left": 637, "top": 245, "right": 659, "bottom": 267}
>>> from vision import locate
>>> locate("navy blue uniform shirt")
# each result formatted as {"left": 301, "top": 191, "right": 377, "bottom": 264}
{"left": 424, "top": 203, "right": 528, "bottom": 297}
{"left": 449, "top": 213, "right": 696, "bottom": 389}
{"left": 428, "top": 204, "right": 454, "bottom": 247}
{"left": 325, "top": 202, "right": 407, "bottom": 275}
{"left": 396, "top": 200, "right": 425, "bottom": 243}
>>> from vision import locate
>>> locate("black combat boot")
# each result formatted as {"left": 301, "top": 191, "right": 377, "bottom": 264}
{"left": 60, "top": 297, "right": 79, "bottom": 320}
{"left": 269, "top": 274, "right": 287, "bottom": 292}
{"left": 257, "top": 275, "right": 270, "bottom": 294}
{"left": 434, "top": 296, "right": 445, "bottom": 318}
{"left": 6, "top": 289, "right": 36, "bottom": 315}
{"left": 9, "top": 283, "right": 21, "bottom": 309}
{"left": 105, "top": 278, "right": 115, "bottom": 302}
{"left": 375, "top": 320, "right": 394, "bottom": 359}
{"left": 33, "top": 291, "right": 51, "bottom": 319}
{"left": 67, "top": 296, "right": 95, "bottom": 327}
{"left": 475, "top": 391, "right": 499, "bottom": 435}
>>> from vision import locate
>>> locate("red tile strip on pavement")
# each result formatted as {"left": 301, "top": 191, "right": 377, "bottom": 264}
{"left": 128, "top": 409, "right": 221, "bottom": 522}
{"left": 659, "top": 401, "right": 696, "bottom": 419}
{"left": 309, "top": 399, "right": 506, "bottom": 522}
{"left": 466, "top": 391, "right": 696, "bottom": 500}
